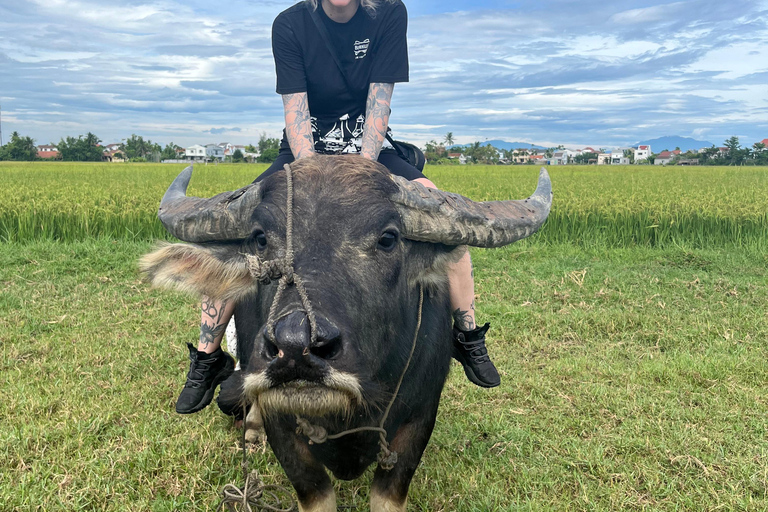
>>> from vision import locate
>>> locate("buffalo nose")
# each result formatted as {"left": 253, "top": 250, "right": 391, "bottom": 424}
{"left": 263, "top": 311, "right": 342, "bottom": 362}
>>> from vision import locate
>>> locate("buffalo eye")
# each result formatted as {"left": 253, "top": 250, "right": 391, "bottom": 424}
{"left": 253, "top": 230, "right": 268, "bottom": 251}
{"left": 377, "top": 230, "right": 399, "bottom": 252}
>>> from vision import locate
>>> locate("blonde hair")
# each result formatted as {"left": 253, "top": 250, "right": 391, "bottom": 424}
{"left": 305, "top": 0, "right": 397, "bottom": 16}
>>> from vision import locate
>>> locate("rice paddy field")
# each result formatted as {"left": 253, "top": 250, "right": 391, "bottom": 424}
{"left": 1, "top": 161, "right": 767, "bottom": 247}
{"left": 2, "top": 161, "right": 767, "bottom": 511}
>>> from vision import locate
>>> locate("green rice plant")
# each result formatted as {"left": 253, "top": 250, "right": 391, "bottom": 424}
{"left": 1, "top": 161, "right": 767, "bottom": 248}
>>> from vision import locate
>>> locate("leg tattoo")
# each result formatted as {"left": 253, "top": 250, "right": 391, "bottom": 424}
{"left": 200, "top": 298, "right": 229, "bottom": 349}
{"left": 453, "top": 307, "right": 476, "bottom": 331}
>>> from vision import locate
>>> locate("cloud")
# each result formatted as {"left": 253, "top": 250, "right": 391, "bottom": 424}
{"left": 207, "top": 127, "right": 242, "bottom": 135}
{"left": 1, "top": 0, "right": 767, "bottom": 148}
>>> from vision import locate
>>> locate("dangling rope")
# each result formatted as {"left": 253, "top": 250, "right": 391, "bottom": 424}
{"left": 295, "top": 284, "right": 423, "bottom": 471}
{"left": 216, "top": 405, "right": 296, "bottom": 512}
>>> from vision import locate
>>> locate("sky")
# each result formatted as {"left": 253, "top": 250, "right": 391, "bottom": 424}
{"left": 1, "top": 0, "right": 767, "bottom": 149}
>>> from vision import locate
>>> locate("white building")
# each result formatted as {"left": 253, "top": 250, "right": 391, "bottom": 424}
{"left": 186, "top": 144, "right": 206, "bottom": 161}
{"left": 549, "top": 151, "right": 569, "bottom": 165}
{"left": 635, "top": 145, "right": 651, "bottom": 162}
{"left": 611, "top": 155, "right": 630, "bottom": 165}
{"left": 206, "top": 144, "right": 225, "bottom": 161}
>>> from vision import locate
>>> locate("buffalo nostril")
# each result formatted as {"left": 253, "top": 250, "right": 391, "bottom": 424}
{"left": 262, "top": 338, "right": 279, "bottom": 360}
{"left": 310, "top": 336, "right": 343, "bottom": 360}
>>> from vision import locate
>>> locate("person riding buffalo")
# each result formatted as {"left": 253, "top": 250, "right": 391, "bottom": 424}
{"left": 175, "top": 0, "right": 500, "bottom": 415}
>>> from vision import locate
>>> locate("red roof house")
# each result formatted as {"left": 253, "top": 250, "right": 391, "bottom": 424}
{"left": 37, "top": 145, "right": 59, "bottom": 159}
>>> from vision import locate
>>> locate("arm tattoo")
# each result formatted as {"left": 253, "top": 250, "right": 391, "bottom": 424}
{"left": 282, "top": 93, "right": 315, "bottom": 160}
{"left": 360, "top": 82, "right": 393, "bottom": 161}
{"left": 453, "top": 306, "right": 476, "bottom": 331}
{"left": 200, "top": 298, "right": 229, "bottom": 349}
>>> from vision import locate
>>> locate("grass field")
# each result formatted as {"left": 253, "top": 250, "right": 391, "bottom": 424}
{"left": 1, "top": 161, "right": 767, "bottom": 247}
{"left": 2, "top": 162, "right": 767, "bottom": 510}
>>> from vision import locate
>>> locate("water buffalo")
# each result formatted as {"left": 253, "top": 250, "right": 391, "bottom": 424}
{"left": 141, "top": 155, "right": 551, "bottom": 512}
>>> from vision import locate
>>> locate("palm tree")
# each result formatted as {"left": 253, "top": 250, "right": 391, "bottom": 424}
{"left": 444, "top": 132, "right": 454, "bottom": 147}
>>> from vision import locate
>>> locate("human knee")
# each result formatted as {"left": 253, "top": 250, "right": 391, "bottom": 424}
{"left": 414, "top": 177, "right": 437, "bottom": 189}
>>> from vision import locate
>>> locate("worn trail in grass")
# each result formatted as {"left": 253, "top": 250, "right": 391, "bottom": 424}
{"left": 2, "top": 240, "right": 767, "bottom": 510}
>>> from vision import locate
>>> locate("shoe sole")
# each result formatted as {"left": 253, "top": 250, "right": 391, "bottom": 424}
{"left": 452, "top": 346, "right": 500, "bottom": 388}
{"left": 176, "top": 356, "right": 236, "bottom": 414}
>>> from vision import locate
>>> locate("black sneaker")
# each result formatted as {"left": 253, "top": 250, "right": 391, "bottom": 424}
{"left": 176, "top": 343, "right": 235, "bottom": 414}
{"left": 452, "top": 323, "right": 500, "bottom": 388}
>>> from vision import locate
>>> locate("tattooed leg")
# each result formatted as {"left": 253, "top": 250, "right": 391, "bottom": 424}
{"left": 198, "top": 296, "right": 236, "bottom": 353}
{"left": 448, "top": 250, "right": 476, "bottom": 331}
{"left": 413, "top": 180, "right": 478, "bottom": 330}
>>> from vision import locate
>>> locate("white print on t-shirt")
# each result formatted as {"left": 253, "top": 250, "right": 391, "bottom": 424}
{"left": 354, "top": 39, "right": 370, "bottom": 59}
{"left": 314, "top": 113, "right": 394, "bottom": 154}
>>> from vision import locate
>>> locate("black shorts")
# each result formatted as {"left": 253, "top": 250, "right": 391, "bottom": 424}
{"left": 254, "top": 147, "right": 427, "bottom": 183}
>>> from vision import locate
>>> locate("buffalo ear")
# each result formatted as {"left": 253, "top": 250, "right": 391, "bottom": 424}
{"left": 139, "top": 242, "right": 255, "bottom": 300}
{"left": 406, "top": 242, "right": 465, "bottom": 293}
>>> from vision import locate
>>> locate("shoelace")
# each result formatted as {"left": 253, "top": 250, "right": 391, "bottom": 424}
{"left": 457, "top": 334, "right": 490, "bottom": 363}
{"left": 186, "top": 356, "right": 216, "bottom": 388}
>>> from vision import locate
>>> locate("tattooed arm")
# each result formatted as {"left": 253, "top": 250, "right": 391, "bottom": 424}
{"left": 282, "top": 92, "right": 315, "bottom": 160}
{"left": 360, "top": 82, "right": 394, "bottom": 161}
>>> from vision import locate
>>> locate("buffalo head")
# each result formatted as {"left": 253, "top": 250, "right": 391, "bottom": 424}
{"left": 141, "top": 155, "right": 551, "bottom": 511}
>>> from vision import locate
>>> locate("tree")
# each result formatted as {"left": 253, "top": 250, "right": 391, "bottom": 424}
{"left": 121, "top": 134, "right": 161, "bottom": 162}
{"left": 57, "top": 132, "right": 103, "bottom": 161}
{"left": 161, "top": 142, "right": 182, "bottom": 161}
{"left": 232, "top": 149, "right": 245, "bottom": 163}
{"left": 244, "top": 144, "right": 257, "bottom": 153}
{"left": 0, "top": 131, "right": 37, "bottom": 161}
{"left": 723, "top": 136, "right": 744, "bottom": 165}
{"left": 701, "top": 145, "right": 720, "bottom": 163}
{"left": 258, "top": 133, "right": 280, "bottom": 153}
{"left": 444, "top": 132, "right": 454, "bottom": 147}
{"left": 573, "top": 152, "right": 598, "bottom": 164}
{"left": 424, "top": 139, "right": 447, "bottom": 163}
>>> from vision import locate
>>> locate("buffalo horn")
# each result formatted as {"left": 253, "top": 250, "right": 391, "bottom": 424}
{"left": 391, "top": 167, "right": 552, "bottom": 248}
{"left": 158, "top": 166, "right": 262, "bottom": 242}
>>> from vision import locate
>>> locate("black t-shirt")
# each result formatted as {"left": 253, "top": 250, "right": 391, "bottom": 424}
{"left": 272, "top": 0, "right": 409, "bottom": 154}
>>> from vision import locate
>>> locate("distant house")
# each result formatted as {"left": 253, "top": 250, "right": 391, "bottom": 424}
{"left": 206, "top": 144, "right": 225, "bottom": 161}
{"left": 447, "top": 152, "right": 467, "bottom": 164}
{"left": 36, "top": 144, "right": 59, "bottom": 159}
{"left": 103, "top": 150, "right": 125, "bottom": 163}
{"left": 225, "top": 144, "right": 246, "bottom": 157}
{"left": 654, "top": 150, "right": 677, "bottom": 165}
{"left": 611, "top": 155, "right": 630, "bottom": 165}
{"left": 186, "top": 144, "right": 206, "bottom": 161}
{"left": 597, "top": 153, "right": 611, "bottom": 165}
{"left": 760, "top": 138, "right": 768, "bottom": 147}
{"left": 529, "top": 154, "right": 545, "bottom": 164}
{"left": 511, "top": 153, "right": 529, "bottom": 164}
{"left": 635, "top": 145, "right": 651, "bottom": 162}
{"left": 549, "top": 151, "right": 569, "bottom": 165}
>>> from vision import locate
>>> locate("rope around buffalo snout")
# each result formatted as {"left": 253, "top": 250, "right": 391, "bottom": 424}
{"left": 294, "top": 284, "right": 423, "bottom": 471}
{"left": 219, "top": 162, "right": 424, "bottom": 509}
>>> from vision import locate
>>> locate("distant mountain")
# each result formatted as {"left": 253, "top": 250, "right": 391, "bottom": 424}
{"left": 632, "top": 136, "right": 714, "bottom": 152}
{"left": 449, "top": 140, "right": 547, "bottom": 151}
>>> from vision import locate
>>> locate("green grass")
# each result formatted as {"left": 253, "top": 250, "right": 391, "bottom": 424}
{"left": 2, "top": 239, "right": 767, "bottom": 510}
{"left": 2, "top": 162, "right": 767, "bottom": 247}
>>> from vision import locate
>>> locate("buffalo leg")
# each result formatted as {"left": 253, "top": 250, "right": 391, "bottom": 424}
{"left": 264, "top": 420, "right": 336, "bottom": 512}
{"left": 369, "top": 416, "right": 437, "bottom": 512}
